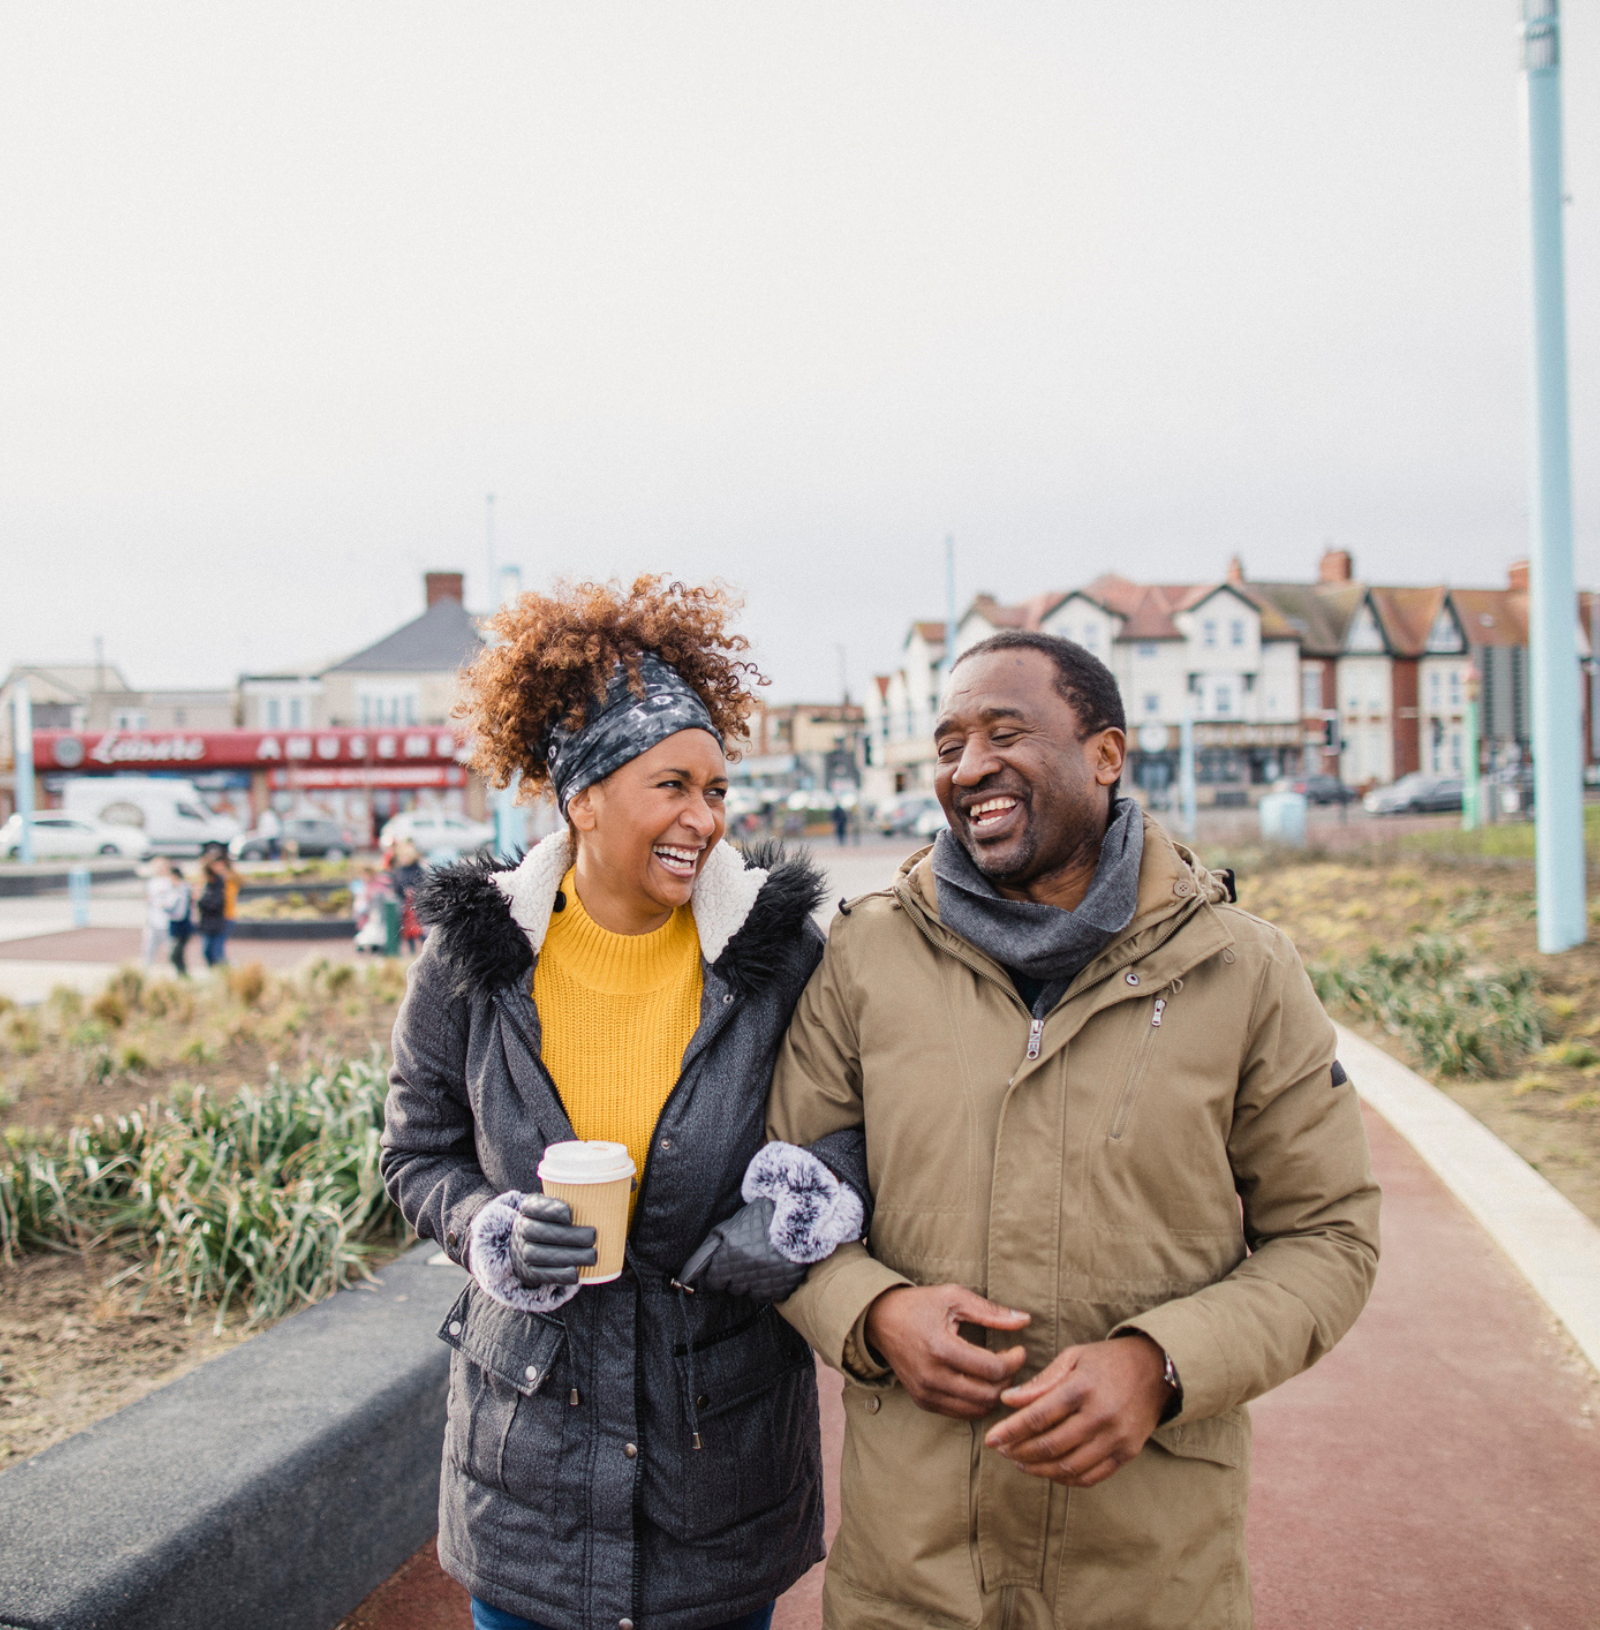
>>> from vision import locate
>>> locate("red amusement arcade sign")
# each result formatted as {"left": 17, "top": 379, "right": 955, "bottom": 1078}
{"left": 33, "top": 728, "right": 466, "bottom": 773}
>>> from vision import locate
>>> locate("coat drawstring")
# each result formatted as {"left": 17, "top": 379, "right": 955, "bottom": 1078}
{"left": 670, "top": 1281, "right": 704, "bottom": 1451}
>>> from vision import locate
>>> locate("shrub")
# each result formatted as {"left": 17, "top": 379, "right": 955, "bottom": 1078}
{"left": 227, "top": 962, "right": 268, "bottom": 1007}
{"left": 0, "top": 1052, "right": 407, "bottom": 1327}
{"left": 1310, "top": 935, "right": 1543, "bottom": 1078}
{"left": 89, "top": 988, "right": 129, "bottom": 1029}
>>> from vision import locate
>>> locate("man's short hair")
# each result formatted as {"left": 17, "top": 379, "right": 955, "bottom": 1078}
{"left": 952, "top": 630, "right": 1126, "bottom": 738}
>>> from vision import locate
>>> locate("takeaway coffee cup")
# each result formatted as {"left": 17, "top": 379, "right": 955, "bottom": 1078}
{"left": 536, "top": 1140, "right": 637, "bottom": 1285}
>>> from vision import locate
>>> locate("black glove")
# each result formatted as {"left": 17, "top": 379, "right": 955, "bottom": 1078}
{"left": 511, "top": 1194, "right": 597, "bottom": 1289}
{"left": 678, "top": 1198, "right": 809, "bottom": 1302}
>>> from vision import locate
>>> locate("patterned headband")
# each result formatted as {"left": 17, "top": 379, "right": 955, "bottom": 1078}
{"left": 544, "top": 653, "right": 722, "bottom": 815}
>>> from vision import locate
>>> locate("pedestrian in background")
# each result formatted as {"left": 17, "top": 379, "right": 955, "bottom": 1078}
{"left": 197, "top": 854, "right": 230, "bottom": 968}
{"left": 389, "top": 837, "right": 426, "bottom": 954}
{"left": 141, "top": 860, "right": 175, "bottom": 967}
{"left": 831, "top": 800, "right": 849, "bottom": 846}
{"left": 165, "top": 861, "right": 193, "bottom": 977}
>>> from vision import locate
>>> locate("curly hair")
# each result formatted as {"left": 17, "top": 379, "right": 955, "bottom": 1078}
{"left": 458, "top": 576, "right": 765, "bottom": 796}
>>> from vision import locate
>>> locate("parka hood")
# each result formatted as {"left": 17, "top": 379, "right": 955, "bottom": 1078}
{"left": 414, "top": 830, "right": 827, "bottom": 1000}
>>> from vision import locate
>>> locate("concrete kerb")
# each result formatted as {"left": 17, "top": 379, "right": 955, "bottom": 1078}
{"left": 0, "top": 1242, "right": 467, "bottom": 1630}
{"left": 1337, "top": 1022, "right": 1600, "bottom": 1377}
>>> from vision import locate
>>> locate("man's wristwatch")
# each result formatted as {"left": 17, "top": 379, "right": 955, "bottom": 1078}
{"left": 1115, "top": 1328, "right": 1183, "bottom": 1421}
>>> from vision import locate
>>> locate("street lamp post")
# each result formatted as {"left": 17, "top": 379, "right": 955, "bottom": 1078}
{"left": 1521, "top": 0, "right": 1587, "bottom": 949}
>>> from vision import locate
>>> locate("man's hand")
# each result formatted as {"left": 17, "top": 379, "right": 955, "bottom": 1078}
{"left": 864, "top": 1284, "right": 1030, "bottom": 1419}
{"left": 984, "top": 1333, "right": 1170, "bottom": 1488}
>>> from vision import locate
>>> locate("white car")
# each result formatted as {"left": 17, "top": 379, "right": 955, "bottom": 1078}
{"left": 1, "top": 812, "right": 154, "bottom": 861}
{"left": 379, "top": 811, "right": 497, "bottom": 855}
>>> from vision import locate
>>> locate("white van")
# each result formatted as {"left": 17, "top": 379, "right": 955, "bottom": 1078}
{"left": 60, "top": 777, "right": 242, "bottom": 856}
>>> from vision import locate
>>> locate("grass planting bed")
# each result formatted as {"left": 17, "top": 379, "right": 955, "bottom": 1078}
{"left": 1218, "top": 844, "right": 1600, "bottom": 1228}
{"left": 0, "top": 959, "right": 413, "bottom": 1466}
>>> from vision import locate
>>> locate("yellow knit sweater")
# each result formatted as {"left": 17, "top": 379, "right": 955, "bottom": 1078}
{"left": 532, "top": 870, "right": 703, "bottom": 1222}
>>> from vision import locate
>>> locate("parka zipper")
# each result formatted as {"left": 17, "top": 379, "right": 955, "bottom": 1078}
{"left": 1109, "top": 982, "right": 1180, "bottom": 1141}
{"left": 1026, "top": 1017, "right": 1044, "bottom": 1060}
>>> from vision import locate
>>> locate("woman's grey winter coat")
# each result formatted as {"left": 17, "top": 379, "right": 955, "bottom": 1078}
{"left": 380, "top": 837, "right": 829, "bottom": 1630}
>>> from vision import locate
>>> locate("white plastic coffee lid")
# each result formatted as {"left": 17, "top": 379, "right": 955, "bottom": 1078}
{"left": 537, "top": 1139, "right": 637, "bottom": 1185}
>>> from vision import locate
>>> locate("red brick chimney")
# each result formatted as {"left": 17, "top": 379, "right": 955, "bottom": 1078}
{"left": 425, "top": 571, "right": 464, "bottom": 609}
{"left": 1226, "top": 554, "right": 1245, "bottom": 586}
{"left": 1319, "top": 548, "right": 1353, "bottom": 584}
{"left": 1508, "top": 559, "right": 1530, "bottom": 594}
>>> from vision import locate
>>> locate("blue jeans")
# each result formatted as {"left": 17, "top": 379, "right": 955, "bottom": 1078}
{"left": 471, "top": 1599, "right": 774, "bottom": 1630}
{"left": 202, "top": 930, "right": 228, "bottom": 966}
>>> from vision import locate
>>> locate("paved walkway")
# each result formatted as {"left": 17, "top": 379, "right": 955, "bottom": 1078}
{"left": 341, "top": 1098, "right": 1600, "bottom": 1629}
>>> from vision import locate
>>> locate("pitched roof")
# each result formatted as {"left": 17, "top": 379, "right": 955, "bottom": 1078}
{"left": 1243, "top": 581, "right": 1365, "bottom": 657}
{"left": 2, "top": 663, "right": 137, "bottom": 702}
{"left": 1450, "top": 588, "right": 1529, "bottom": 648}
{"left": 1366, "top": 585, "right": 1447, "bottom": 657}
{"left": 321, "top": 596, "right": 485, "bottom": 675}
{"left": 909, "top": 621, "right": 947, "bottom": 645}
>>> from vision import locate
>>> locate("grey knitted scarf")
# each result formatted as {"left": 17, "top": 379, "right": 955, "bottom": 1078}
{"left": 930, "top": 796, "right": 1144, "bottom": 1004}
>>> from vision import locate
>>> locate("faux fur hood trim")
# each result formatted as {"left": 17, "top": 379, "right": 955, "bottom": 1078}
{"left": 414, "top": 834, "right": 826, "bottom": 998}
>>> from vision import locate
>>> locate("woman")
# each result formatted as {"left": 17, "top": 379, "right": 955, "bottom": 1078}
{"left": 196, "top": 855, "right": 230, "bottom": 968}
{"left": 381, "top": 578, "right": 863, "bottom": 1630}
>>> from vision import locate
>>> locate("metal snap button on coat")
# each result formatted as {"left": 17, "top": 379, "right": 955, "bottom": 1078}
{"left": 723, "top": 992, "right": 734, "bottom": 1004}
{"left": 660, "top": 1137, "right": 673, "bottom": 1151}
{"left": 624, "top": 1442, "right": 638, "bottom": 1458}
{"left": 448, "top": 1321, "right": 462, "bottom": 1337}
{"left": 525, "top": 1365, "right": 539, "bottom": 1382}
{"left": 620, "top": 1619, "right": 634, "bottom": 1629}
{"left": 1125, "top": 972, "right": 1140, "bottom": 986}
{"left": 865, "top": 1396, "right": 882, "bottom": 1414}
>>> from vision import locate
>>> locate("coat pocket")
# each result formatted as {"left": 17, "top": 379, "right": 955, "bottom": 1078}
{"left": 646, "top": 1305, "right": 817, "bottom": 1544}
{"left": 439, "top": 1283, "right": 570, "bottom": 1516}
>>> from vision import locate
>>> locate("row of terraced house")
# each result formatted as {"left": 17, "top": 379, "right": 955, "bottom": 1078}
{"left": 861, "top": 549, "right": 1600, "bottom": 806}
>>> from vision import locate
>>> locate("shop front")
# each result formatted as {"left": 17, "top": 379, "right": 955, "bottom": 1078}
{"left": 32, "top": 727, "right": 472, "bottom": 845}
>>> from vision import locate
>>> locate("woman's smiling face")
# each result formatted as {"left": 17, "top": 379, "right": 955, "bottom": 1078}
{"left": 566, "top": 730, "right": 728, "bottom": 932}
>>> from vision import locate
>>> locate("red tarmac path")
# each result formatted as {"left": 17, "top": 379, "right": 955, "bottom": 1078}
{"left": 342, "top": 1102, "right": 1600, "bottom": 1630}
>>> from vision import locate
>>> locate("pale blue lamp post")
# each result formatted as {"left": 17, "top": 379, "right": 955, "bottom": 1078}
{"left": 1522, "top": 0, "right": 1587, "bottom": 949}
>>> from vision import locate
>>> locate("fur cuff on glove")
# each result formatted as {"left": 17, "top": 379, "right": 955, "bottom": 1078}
{"left": 742, "top": 1143, "right": 866, "bottom": 1265}
{"left": 468, "top": 1192, "right": 582, "bottom": 1314}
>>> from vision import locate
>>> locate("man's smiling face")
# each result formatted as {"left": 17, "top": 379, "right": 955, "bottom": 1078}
{"left": 933, "top": 648, "right": 1126, "bottom": 895}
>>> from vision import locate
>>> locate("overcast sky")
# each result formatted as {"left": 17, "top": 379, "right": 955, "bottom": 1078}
{"left": 2, "top": 3, "right": 1597, "bottom": 703}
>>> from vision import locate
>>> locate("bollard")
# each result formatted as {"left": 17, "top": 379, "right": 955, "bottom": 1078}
{"left": 68, "top": 864, "right": 91, "bottom": 927}
{"left": 1258, "top": 791, "right": 1308, "bottom": 848}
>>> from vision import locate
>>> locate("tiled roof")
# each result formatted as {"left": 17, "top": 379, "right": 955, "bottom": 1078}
{"left": 1368, "top": 585, "right": 1447, "bottom": 657}
{"left": 321, "top": 597, "right": 485, "bottom": 675}
{"left": 1450, "top": 589, "right": 1529, "bottom": 648}
{"left": 1244, "top": 581, "right": 1365, "bottom": 657}
{"left": 910, "top": 621, "right": 947, "bottom": 645}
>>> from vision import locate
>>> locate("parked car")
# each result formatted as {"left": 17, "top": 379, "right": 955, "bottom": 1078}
{"left": 231, "top": 817, "right": 358, "bottom": 861}
{"left": 874, "top": 793, "right": 942, "bottom": 836}
{"left": 1288, "top": 774, "right": 1358, "bottom": 806}
{"left": 378, "top": 811, "right": 496, "bottom": 855}
{"left": 60, "top": 776, "right": 240, "bottom": 855}
{"left": 1, "top": 812, "right": 154, "bottom": 860}
{"left": 1363, "top": 773, "right": 1464, "bottom": 815}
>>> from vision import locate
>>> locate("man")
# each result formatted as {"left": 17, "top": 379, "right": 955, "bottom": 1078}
{"left": 769, "top": 631, "right": 1380, "bottom": 1629}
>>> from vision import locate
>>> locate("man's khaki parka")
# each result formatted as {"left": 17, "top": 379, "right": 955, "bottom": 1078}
{"left": 769, "top": 816, "right": 1380, "bottom": 1630}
